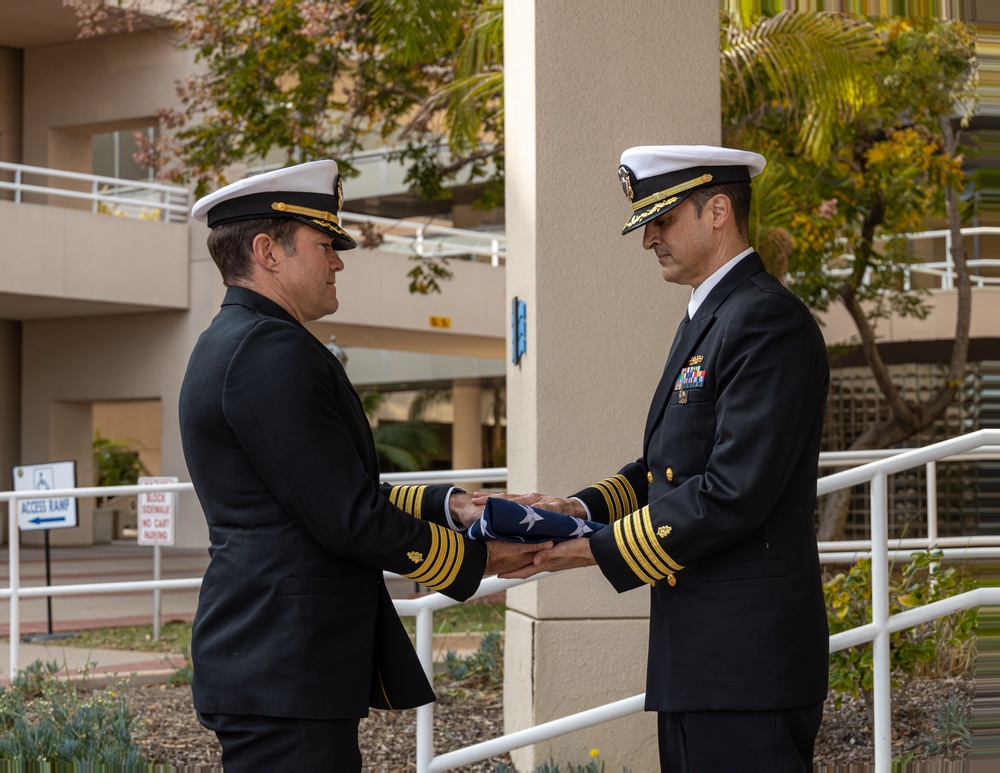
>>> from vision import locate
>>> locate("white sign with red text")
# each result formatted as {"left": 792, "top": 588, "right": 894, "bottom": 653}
{"left": 138, "top": 476, "right": 177, "bottom": 546}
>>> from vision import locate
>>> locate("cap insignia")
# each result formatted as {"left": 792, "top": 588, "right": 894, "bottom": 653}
{"left": 407, "top": 551, "right": 423, "bottom": 564}
{"left": 271, "top": 201, "right": 341, "bottom": 226}
{"left": 623, "top": 196, "right": 679, "bottom": 231}
{"left": 618, "top": 165, "right": 634, "bottom": 201}
{"left": 336, "top": 177, "right": 344, "bottom": 212}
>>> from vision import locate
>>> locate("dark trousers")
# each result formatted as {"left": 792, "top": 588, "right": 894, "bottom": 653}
{"left": 657, "top": 702, "right": 823, "bottom": 772}
{"left": 197, "top": 711, "right": 362, "bottom": 772}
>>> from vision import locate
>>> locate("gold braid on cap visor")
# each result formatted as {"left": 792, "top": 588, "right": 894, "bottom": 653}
{"left": 630, "top": 173, "right": 714, "bottom": 212}
{"left": 271, "top": 201, "right": 342, "bottom": 226}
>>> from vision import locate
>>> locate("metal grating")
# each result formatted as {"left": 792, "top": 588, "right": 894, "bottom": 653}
{"left": 822, "top": 361, "right": 1000, "bottom": 540}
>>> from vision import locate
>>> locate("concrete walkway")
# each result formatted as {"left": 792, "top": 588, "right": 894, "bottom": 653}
{"left": 0, "top": 541, "right": 485, "bottom": 685}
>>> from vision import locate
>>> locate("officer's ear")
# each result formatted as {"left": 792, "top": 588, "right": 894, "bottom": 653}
{"left": 250, "top": 233, "right": 280, "bottom": 272}
{"left": 709, "top": 193, "right": 733, "bottom": 230}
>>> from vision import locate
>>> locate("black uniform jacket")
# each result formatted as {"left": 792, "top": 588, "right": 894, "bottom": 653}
{"left": 574, "top": 254, "right": 830, "bottom": 714}
{"left": 179, "top": 287, "right": 488, "bottom": 720}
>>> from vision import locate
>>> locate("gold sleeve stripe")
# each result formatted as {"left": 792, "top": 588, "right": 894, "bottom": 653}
{"left": 405, "top": 524, "right": 464, "bottom": 591}
{"left": 608, "top": 474, "right": 638, "bottom": 517}
{"left": 614, "top": 517, "right": 657, "bottom": 585}
{"left": 593, "top": 474, "right": 638, "bottom": 523}
{"left": 621, "top": 513, "right": 665, "bottom": 583}
{"left": 613, "top": 507, "right": 684, "bottom": 585}
{"left": 389, "top": 485, "right": 426, "bottom": 520}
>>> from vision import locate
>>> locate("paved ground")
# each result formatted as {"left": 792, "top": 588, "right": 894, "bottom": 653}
{"left": 0, "top": 540, "right": 464, "bottom": 685}
{"left": 0, "top": 541, "right": 206, "bottom": 684}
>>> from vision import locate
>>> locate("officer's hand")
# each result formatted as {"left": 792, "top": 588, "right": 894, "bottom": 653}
{"left": 471, "top": 491, "right": 586, "bottom": 519}
{"left": 449, "top": 492, "right": 485, "bottom": 530}
{"left": 485, "top": 540, "right": 553, "bottom": 576}
{"left": 499, "top": 537, "right": 596, "bottom": 580}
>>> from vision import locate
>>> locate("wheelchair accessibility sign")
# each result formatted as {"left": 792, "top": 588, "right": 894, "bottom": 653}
{"left": 13, "top": 461, "right": 78, "bottom": 531}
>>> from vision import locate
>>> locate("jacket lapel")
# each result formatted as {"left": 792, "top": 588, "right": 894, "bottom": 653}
{"left": 641, "top": 254, "right": 766, "bottom": 456}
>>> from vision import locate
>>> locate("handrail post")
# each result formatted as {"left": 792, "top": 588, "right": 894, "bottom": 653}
{"left": 871, "top": 471, "right": 891, "bottom": 772}
{"left": 8, "top": 496, "right": 20, "bottom": 679}
{"left": 14, "top": 168, "right": 21, "bottom": 203}
{"left": 926, "top": 461, "right": 938, "bottom": 546}
{"left": 153, "top": 544, "right": 162, "bottom": 641}
{"left": 491, "top": 238, "right": 499, "bottom": 267}
{"left": 943, "top": 230, "right": 954, "bottom": 290}
{"left": 415, "top": 604, "right": 434, "bottom": 773}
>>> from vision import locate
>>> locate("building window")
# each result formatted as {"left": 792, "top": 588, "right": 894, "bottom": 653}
{"left": 92, "top": 128, "right": 156, "bottom": 181}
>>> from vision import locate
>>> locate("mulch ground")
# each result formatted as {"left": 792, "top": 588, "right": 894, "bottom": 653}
{"left": 127, "top": 675, "right": 974, "bottom": 771}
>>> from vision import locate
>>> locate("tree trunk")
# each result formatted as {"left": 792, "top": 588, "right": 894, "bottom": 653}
{"left": 816, "top": 117, "right": 972, "bottom": 542}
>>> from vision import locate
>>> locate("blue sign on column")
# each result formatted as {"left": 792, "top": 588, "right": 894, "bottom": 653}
{"left": 511, "top": 297, "right": 527, "bottom": 365}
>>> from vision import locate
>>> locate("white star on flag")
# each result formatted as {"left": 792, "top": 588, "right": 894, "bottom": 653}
{"left": 518, "top": 504, "right": 545, "bottom": 531}
{"left": 567, "top": 519, "right": 593, "bottom": 539}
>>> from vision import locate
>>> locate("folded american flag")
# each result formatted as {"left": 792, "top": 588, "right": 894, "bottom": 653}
{"left": 467, "top": 497, "right": 607, "bottom": 543}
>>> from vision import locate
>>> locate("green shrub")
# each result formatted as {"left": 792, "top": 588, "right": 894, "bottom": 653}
{"left": 167, "top": 646, "right": 194, "bottom": 687}
{"left": 442, "top": 631, "right": 504, "bottom": 688}
{"left": 0, "top": 659, "right": 147, "bottom": 765}
{"left": 923, "top": 689, "right": 973, "bottom": 754}
{"left": 824, "top": 549, "right": 978, "bottom": 717}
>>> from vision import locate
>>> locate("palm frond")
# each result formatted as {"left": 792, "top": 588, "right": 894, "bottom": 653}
{"left": 373, "top": 420, "right": 442, "bottom": 471}
{"left": 365, "top": 0, "right": 470, "bottom": 67}
{"left": 361, "top": 391, "right": 388, "bottom": 420}
{"left": 445, "top": 2, "right": 504, "bottom": 155}
{"left": 722, "top": 11, "right": 882, "bottom": 161}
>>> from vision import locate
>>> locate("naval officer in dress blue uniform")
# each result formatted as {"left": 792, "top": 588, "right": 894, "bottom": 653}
{"left": 487, "top": 146, "right": 830, "bottom": 771}
{"left": 179, "top": 160, "right": 548, "bottom": 770}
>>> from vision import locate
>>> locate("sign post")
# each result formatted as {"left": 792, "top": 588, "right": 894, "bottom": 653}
{"left": 138, "top": 476, "right": 177, "bottom": 640}
{"left": 12, "top": 461, "right": 78, "bottom": 640}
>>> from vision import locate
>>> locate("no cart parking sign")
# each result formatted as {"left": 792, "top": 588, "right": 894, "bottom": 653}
{"left": 138, "top": 476, "right": 177, "bottom": 546}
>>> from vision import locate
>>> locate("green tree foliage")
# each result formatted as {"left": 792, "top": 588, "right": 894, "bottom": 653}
{"left": 74, "top": 0, "right": 503, "bottom": 294}
{"left": 361, "top": 392, "right": 443, "bottom": 472}
{"left": 76, "top": 0, "right": 501, "bottom": 201}
{"left": 723, "top": 15, "right": 977, "bottom": 539}
{"left": 92, "top": 433, "right": 150, "bottom": 488}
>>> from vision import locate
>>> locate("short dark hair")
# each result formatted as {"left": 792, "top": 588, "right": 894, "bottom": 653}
{"left": 206, "top": 218, "right": 301, "bottom": 285}
{"left": 688, "top": 182, "right": 752, "bottom": 240}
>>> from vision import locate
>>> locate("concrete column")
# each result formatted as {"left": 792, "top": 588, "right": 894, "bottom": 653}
{"left": 504, "top": 1, "right": 722, "bottom": 769}
{"left": 451, "top": 378, "right": 483, "bottom": 477}
{"left": 0, "top": 321, "right": 20, "bottom": 546}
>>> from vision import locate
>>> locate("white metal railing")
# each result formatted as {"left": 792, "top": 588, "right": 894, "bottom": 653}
{"left": 0, "top": 161, "right": 189, "bottom": 223}
{"left": 0, "top": 161, "right": 505, "bottom": 264}
{"left": 829, "top": 226, "right": 1000, "bottom": 289}
{"left": 3, "top": 436, "right": 1000, "bottom": 770}
{"left": 338, "top": 211, "right": 505, "bottom": 266}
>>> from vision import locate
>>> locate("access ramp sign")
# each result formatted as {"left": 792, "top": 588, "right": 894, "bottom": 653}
{"left": 13, "top": 461, "right": 78, "bottom": 531}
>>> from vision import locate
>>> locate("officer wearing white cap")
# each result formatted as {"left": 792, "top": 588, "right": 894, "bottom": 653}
{"left": 179, "top": 160, "right": 548, "bottom": 768}
{"left": 489, "top": 145, "right": 830, "bottom": 770}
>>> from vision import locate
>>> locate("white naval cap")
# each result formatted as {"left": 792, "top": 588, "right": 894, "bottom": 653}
{"left": 191, "top": 159, "right": 357, "bottom": 251}
{"left": 617, "top": 145, "right": 766, "bottom": 235}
